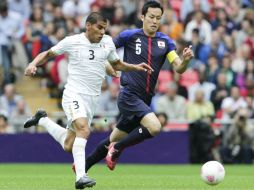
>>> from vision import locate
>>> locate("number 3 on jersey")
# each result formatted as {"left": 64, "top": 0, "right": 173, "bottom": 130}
{"left": 135, "top": 43, "right": 141, "bottom": 55}
{"left": 89, "top": 50, "right": 95, "bottom": 60}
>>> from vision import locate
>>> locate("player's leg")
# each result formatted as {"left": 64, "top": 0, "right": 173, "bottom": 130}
{"left": 85, "top": 127, "right": 128, "bottom": 172}
{"left": 70, "top": 93, "right": 98, "bottom": 189}
{"left": 24, "top": 109, "right": 68, "bottom": 150}
{"left": 106, "top": 114, "right": 161, "bottom": 170}
{"left": 112, "top": 113, "right": 161, "bottom": 151}
{"left": 105, "top": 115, "right": 138, "bottom": 170}
{"left": 72, "top": 118, "right": 94, "bottom": 184}
{"left": 63, "top": 129, "right": 76, "bottom": 153}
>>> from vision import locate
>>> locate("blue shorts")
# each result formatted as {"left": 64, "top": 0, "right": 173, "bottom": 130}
{"left": 116, "top": 88, "right": 152, "bottom": 133}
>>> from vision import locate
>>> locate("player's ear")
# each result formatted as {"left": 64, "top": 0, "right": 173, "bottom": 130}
{"left": 86, "top": 22, "right": 91, "bottom": 31}
{"left": 140, "top": 15, "right": 144, "bottom": 22}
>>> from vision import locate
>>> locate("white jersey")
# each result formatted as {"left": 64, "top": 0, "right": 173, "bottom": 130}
{"left": 51, "top": 33, "right": 119, "bottom": 95}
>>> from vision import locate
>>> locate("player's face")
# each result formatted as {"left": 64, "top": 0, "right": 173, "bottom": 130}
{"left": 142, "top": 7, "right": 162, "bottom": 36}
{"left": 87, "top": 21, "right": 108, "bottom": 43}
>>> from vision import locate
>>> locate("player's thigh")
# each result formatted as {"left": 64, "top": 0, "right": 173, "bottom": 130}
{"left": 62, "top": 90, "right": 99, "bottom": 132}
{"left": 140, "top": 112, "right": 161, "bottom": 136}
{"left": 110, "top": 127, "right": 128, "bottom": 142}
{"left": 64, "top": 129, "right": 76, "bottom": 152}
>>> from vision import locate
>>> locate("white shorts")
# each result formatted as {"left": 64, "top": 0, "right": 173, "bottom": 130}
{"left": 62, "top": 89, "right": 99, "bottom": 131}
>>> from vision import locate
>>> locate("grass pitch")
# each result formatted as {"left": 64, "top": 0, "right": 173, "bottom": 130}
{"left": 0, "top": 164, "right": 253, "bottom": 190}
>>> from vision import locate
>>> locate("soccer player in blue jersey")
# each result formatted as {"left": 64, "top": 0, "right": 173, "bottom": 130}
{"left": 84, "top": 1, "right": 194, "bottom": 172}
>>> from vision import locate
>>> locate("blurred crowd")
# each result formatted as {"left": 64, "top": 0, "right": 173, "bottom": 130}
{"left": 0, "top": 0, "right": 254, "bottom": 163}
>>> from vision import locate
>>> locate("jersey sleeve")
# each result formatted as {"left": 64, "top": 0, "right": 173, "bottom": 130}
{"left": 165, "top": 38, "right": 179, "bottom": 64}
{"left": 113, "top": 29, "right": 137, "bottom": 48}
{"left": 107, "top": 37, "right": 120, "bottom": 63}
{"left": 51, "top": 37, "right": 70, "bottom": 55}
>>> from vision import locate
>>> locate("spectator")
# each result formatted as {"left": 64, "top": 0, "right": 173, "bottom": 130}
{"left": 100, "top": 0, "right": 116, "bottom": 24}
{"left": 244, "top": 29, "right": 254, "bottom": 60}
{"left": 9, "top": 99, "right": 32, "bottom": 133}
{"left": 0, "top": 0, "right": 25, "bottom": 83}
{"left": 155, "top": 81, "right": 187, "bottom": 122}
{"left": 97, "top": 82, "right": 119, "bottom": 115}
{"left": 0, "top": 83, "right": 23, "bottom": 117}
{"left": 211, "top": 72, "right": 230, "bottom": 112}
{"left": 220, "top": 108, "right": 254, "bottom": 163}
{"left": 43, "top": 0, "right": 55, "bottom": 23}
{"left": 240, "top": 73, "right": 254, "bottom": 97}
{"left": 161, "top": 8, "right": 183, "bottom": 40}
{"left": 94, "top": 82, "right": 119, "bottom": 131}
{"left": 112, "top": 5, "right": 126, "bottom": 25}
{"left": 184, "top": 10, "right": 212, "bottom": 44}
{"left": 180, "top": 0, "right": 210, "bottom": 23}
{"left": 241, "top": 0, "right": 254, "bottom": 8}
{"left": 221, "top": 86, "right": 247, "bottom": 122}
{"left": 187, "top": 89, "right": 215, "bottom": 121}
{"left": 7, "top": 0, "right": 31, "bottom": 20}
{"left": 24, "top": 4, "right": 44, "bottom": 61}
{"left": 220, "top": 54, "right": 236, "bottom": 88}
{"left": 211, "top": 8, "right": 236, "bottom": 34}
{"left": 62, "top": 0, "right": 93, "bottom": 18}
{"left": 234, "top": 19, "right": 252, "bottom": 48}
{"left": 206, "top": 54, "right": 220, "bottom": 84}
{"left": 173, "top": 73, "right": 188, "bottom": 99}
{"left": 188, "top": 67, "right": 216, "bottom": 101}
{"left": 245, "top": 96, "right": 254, "bottom": 119}
{"left": 0, "top": 113, "right": 14, "bottom": 134}
{"left": 207, "top": 30, "right": 228, "bottom": 61}
{"left": 189, "top": 28, "right": 210, "bottom": 65}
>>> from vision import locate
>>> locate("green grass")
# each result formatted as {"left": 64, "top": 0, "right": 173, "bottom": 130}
{"left": 0, "top": 164, "right": 253, "bottom": 190}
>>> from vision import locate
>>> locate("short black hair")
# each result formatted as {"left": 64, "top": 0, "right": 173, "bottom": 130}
{"left": 142, "top": 1, "right": 163, "bottom": 16}
{"left": 85, "top": 12, "right": 107, "bottom": 24}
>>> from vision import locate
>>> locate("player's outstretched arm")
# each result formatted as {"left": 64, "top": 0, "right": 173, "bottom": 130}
{"left": 109, "top": 60, "right": 154, "bottom": 73}
{"left": 172, "top": 46, "right": 194, "bottom": 74}
{"left": 105, "top": 61, "right": 118, "bottom": 77}
{"left": 25, "top": 50, "right": 56, "bottom": 76}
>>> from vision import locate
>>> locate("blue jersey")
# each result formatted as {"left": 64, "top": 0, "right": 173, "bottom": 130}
{"left": 114, "top": 29, "right": 176, "bottom": 100}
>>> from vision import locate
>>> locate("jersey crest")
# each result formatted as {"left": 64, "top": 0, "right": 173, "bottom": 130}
{"left": 157, "top": 41, "right": 165, "bottom": 49}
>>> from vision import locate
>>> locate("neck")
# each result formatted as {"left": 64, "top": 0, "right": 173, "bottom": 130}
{"left": 84, "top": 32, "right": 94, "bottom": 43}
{"left": 143, "top": 29, "right": 156, "bottom": 37}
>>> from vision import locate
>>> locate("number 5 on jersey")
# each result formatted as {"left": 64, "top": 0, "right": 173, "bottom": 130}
{"left": 136, "top": 43, "right": 141, "bottom": 55}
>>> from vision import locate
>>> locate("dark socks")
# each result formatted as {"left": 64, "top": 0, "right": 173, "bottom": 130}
{"left": 85, "top": 137, "right": 110, "bottom": 172}
{"left": 114, "top": 126, "right": 153, "bottom": 151}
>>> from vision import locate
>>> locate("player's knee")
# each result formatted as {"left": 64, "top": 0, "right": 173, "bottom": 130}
{"left": 74, "top": 120, "right": 90, "bottom": 138}
{"left": 76, "top": 126, "right": 90, "bottom": 138}
{"left": 148, "top": 121, "right": 162, "bottom": 136}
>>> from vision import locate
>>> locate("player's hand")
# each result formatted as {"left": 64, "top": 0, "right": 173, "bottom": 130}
{"left": 183, "top": 45, "right": 194, "bottom": 62}
{"left": 135, "top": 62, "right": 154, "bottom": 73}
{"left": 24, "top": 63, "right": 37, "bottom": 76}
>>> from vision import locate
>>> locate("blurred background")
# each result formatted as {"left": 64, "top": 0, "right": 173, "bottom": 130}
{"left": 0, "top": 0, "right": 254, "bottom": 164}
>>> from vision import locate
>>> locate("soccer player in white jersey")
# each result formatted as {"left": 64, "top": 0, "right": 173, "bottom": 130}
{"left": 23, "top": 12, "right": 153, "bottom": 189}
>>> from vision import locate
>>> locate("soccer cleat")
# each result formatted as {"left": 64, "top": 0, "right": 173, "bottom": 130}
{"left": 24, "top": 109, "right": 47, "bottom": 128}
{"left": 105, "top": 142, "right": 121, "bottom": 170}
{"left": 75, "top": 175, "right": 96, "bottom": 189}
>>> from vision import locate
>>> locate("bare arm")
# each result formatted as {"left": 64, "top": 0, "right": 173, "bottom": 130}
{"left": 105, "top": 61, "right": 118, "bottom": 77}
{"left": 109, "top": 59, "right": 154, "bottom": 72}
{"left": 24, "top": 50, "right": 57, "bottom": 76}
{"left": 171, "top": 46, "right": 194, "bottom": 74}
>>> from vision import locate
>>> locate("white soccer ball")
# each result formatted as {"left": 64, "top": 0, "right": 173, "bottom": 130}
{"left": 200, "top": 161, "right": 225, "bottom": 185}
